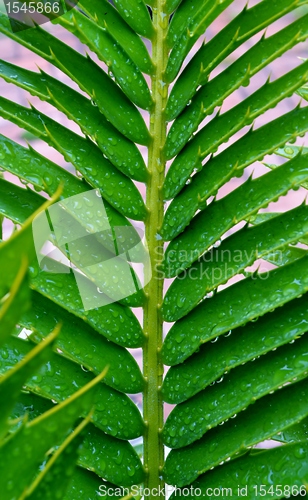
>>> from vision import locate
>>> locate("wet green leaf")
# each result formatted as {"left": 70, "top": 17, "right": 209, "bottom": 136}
{"left": 0, "top": 335, "right": 144, "bottom": 439}
{"left": 163, "top": 333, "right": 308, "bottom": 448}
{"left": 0, "top": 179, "right": 44, "bottom": 224}
{"left": 162, "top": 107, "right": 308, "bottom": 239}
{"left": 0, "top": 367, "right": 108, "bottom": 500}
{"left": 78, "top": 423, "right": 145, "bottom": 487}
{"left": 63, "top": 467, "right": 106, "bottom": 500}
{"left": 165, "top": 0, "right": 305, "bottom": 117}
{"left": 166, "top": 13, "right": 308, "bottom": 134}
{"left": 10, "top": 394, "right": 142, "bottom": 494}
{"left": 21, "top": 291, "right": 144, "bottom": 394}
{"left": 10, "top": 392, "right": 54, "bottom": 431}
{"left": 0, "top": 187, "right": 60, "bottom": 296}
{"left": 165, "top": 58, "right": 308, "bottom": 163}
{"left": 0, "top": 103, "right": 146, "bottom": 221}
{"left": 113, "top": 0, "right": 154, "bottom": 39}
{"left": 78, "top": 0, "right": 153, "bottom": 74}
{"left": 167, "top": 0, "right": 229, "bottom": 49}
{"left": 274, "top": 417, "right": 308, "bottom": 444}
{"left": 29, "top": 264, "right": 144, "bottom": 348}
{"left": 162, "top": 255, "right": 308, "bottom": 365}
{"left": 0, "top": 133, "right": 89, "bottom": 199}
{"left": 0, "top": 260, "right": 30, "bottom": 347}
{"left": 262, "top": 246, "right": 308, "bottom": 267}
{"left": 55, "top": 9, "right": 153, "bottom": 111}
{"left": 0, "top": 59, "right": 148, "bottom": 181}
{"left": 297, "top": 83, "right": 308, "bottom": 101}
{"left": 163, "top": 204, "right": 308, "bottom": 320}
{"left": 23, "top": 415, "right": 89, "bottom": 500}
{"left": 0, "top": 13, "right": 150, "bottom": 145}
{"left": 1, "top": 0, "right": 308, "bottom": 493}
{"left": 0, "top": 328, "right": 58, "bottom": 440}
{"left": 38, "top": 220, "right": 145, "bottom": 308}
{"left": 162, "top": 152, "right": 308, "bottom": 269}
{"left": 166, "top": 0, "right": 233, "bottom": 83}
{"left": 170, "top": 443, "right": 308, "bottom": 499}
{"left": 165, "top": 0, "right": 183, "bottom": 14}
{"left": 162, "top": 293, "right": 308, "bottom": 403}
{"left": 0, "top": 141, "right": 144, "bottom": 263}
{"left": 163, "top": 378, "right": 308, "bottom": 486}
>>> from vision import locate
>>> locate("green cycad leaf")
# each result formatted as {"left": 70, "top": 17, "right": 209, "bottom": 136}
{"left": 163, "top": 333, "right": 308, "bottom": 448}
{"left": 163, "top": 378, "right": 308, "bottom": 486}
{"left": 55, "top": 9, "right": 153, "bottom": 111}
{"left": 249, "top": 211, "right": 291, "bottom": 225}
{"left": 0, "top": 102, "right": 146, "bottom": 221}
{"left": 0, "top": 367, "right": 108, "bottom": 500}
{"left": 162, "top": 152, "right": 308, "bottom": 277}
{"left": 167, "top": 0, "right": 213, "bottom": 47}
{"left": 263, "top": 246, "right": 308, "bottom": 267}
{"left": 78, "top": 0, "right": 154, "bottom": 74}
{"left": 163, "top": 204, "right": 308, "bottom": 320}
{"left": 0, "top": 13, "right": 150, "bottom": 145}
{"left": 162, "top": 293, "right": 308, "bottom": 403}
{"left": 170, "top": 443, "right": 308, "bottom": 500}
{"left": 163, "top": 255, "right": 308, "bottom": 365}
{"left": 63, "top": 467, "right": 105, "bottom": 500}
{"left": 0, "top": 186, "right": 61, "bottom": 296}
{"left": 162, "top": 106, "right": 308, "bottom": 239}
{"left": 77, "top": 423, "right": 145, "bottom": 487}
{"left": 0, "top": 260, "right": 30, "bottom": 346}
{"left": 0, "top": 180, "right": 145, "bottom": 287}
{"left": 10, "top": 393, "right": 54, "bottom": 430}
{"left": 0, "top": 60, "right": 148, "bottom": 181}
{"left": 22, "top": 292, "right": 144, "bottom": 394}
{"left": 297, "top": 83, "right": 308, "bottom": 101}
{"left": 0, "top": 179, "right": 44, "bottom": 223}
{"left": 0, "top": 327, "right": 58, "bottom": 440}
{"left": 166, "top": 0, "right": 183, "bottom": 14}
{"left": 165, "top": 58, "right": 308, "bottom": 161}
{"left": 14, "top": 395, "right": 145, "bottom": 488}
{"left": 5, "top": 185, "right": 143, "bottom": 266}
{"left": 276, "top": 145, "right": 308, "bottom": 160}
{"left": 0, "top": 133, "right": 91, "bottom": 199}
{"left": 29, "top": 265, "right": 144, "bottom": 348}
{"left": 39, "top": 225, "right": 145, "bottom": 308}
{"left": 166, "top": 0, "right": 233, "bottom": 83}
{"left": 165, "top": 11, "right": 308, "bottom": 129}
{"left": 165, "top": 0, "right": 306, "bottom": 117}
{"left": 275, "top": 417, "right": 308, "bottom": 443}
{"left": 30, "top": 214, "right": 144, "bottom": 308}
{"left": 0, "top": 336, "right": 144, "bottom": 440}
{"left": 24, "top": 417, "right": 88, "bottom": 500}
{"left": 0, "top": 190, "right": 61, "bottom": 347}
{"left": 112, "top": 0, "right": 154, "bottom": 39}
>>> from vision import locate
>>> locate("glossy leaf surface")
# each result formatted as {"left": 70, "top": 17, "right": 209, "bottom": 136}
{"left": 163, "top": 379, "right": 308, "bottom": 486}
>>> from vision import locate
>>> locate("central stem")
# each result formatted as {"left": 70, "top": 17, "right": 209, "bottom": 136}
{"left": 143, "top": 1, "right": 168, "bottom": 498}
